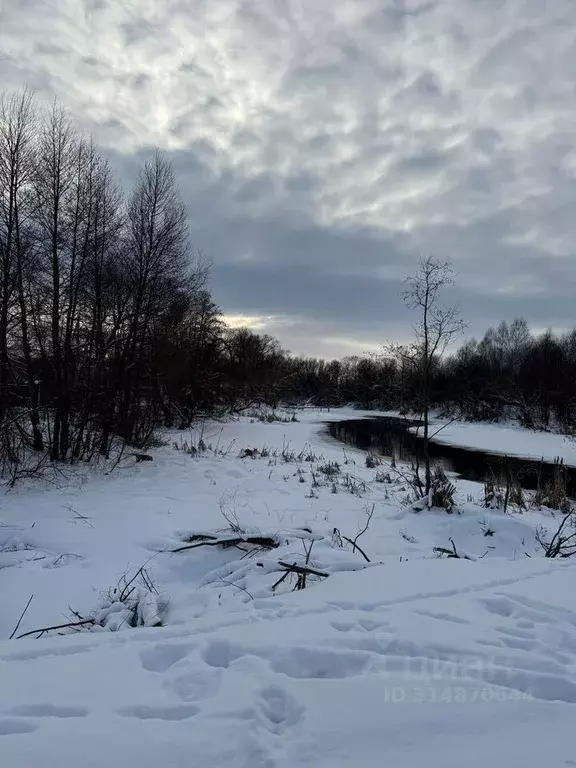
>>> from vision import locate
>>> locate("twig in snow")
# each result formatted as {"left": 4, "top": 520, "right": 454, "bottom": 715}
{"left": 427, "top": 416, "right": 461, "bottom": 442}
{"left": 271, "top": 564, "right": 296, "bottom": 591}
{"left": 67, "top": 506, "right": 93, "bottom": 528}
{"left": 213, "top": 577, "right": 254, "bottom": 600}
{"left": 16, "top": 618, "right": 95, "bottom": 640}
{"left": 343, "top": 503, "right": 375, "bottom": 562}
{"left": 277, "top": 561, "right": 330, "bottom": 578}
{"left": 9, "top": 594, "right": 34, "bottom": 640}
{"left": 342, "top": 535, "right": 371, "bottom": 562}
{"left": 219, "top": 490, "right": 243, "bottom": 533}
{"left": 51, "top": 552, "right": 82, "bottom": 567}
{"left": 535, "top": 510, "right": 576, "bottom": 558}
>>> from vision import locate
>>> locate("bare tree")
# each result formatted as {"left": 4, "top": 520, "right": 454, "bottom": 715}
{"left": 403, "top": 256, "right": 466, "bottom": 495}
{"left": 32, "top": 101, "right": 79, "bottom": 460}
{"left": 115, "top": 151, "right": 195, "bottom": 444}
{"left": 0, "top": 90, "right": 313, "bottom": 480}
{"left": 0, "top": 88, "right": 42, "bottom": 460}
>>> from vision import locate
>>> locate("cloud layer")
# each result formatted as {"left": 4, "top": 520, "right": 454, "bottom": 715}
{"left": 2, "top": 0, "right": 576, "bottom": 355}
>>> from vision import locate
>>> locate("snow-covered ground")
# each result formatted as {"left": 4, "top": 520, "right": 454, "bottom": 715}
{"left": 424, "top": 418, "right": 576, "bottom": 466}
{"left": 1, "top": 409, "right": 575, "bottom": 767}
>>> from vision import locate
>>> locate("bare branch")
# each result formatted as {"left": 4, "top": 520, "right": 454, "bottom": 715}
{"left": 9, "top": 594, "right": 34, "bottom": 640}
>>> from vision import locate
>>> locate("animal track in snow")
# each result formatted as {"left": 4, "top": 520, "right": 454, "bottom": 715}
{"left": 481, "top": 592, "right": 576, "bottom": 628}
{"left": 330, "top": 620, "right": 355, "bottom": 632}
{"left": 497, "top": 635, "right": 537, "bottom": 652}
{"left": 201, "top": 639, "right": 246, "bottom": 669}
{"left": 8, "top": 704, "right": 88, "bottom": 719}
{"left": 481, "top": 597, "right": 515, "bottom": 618}
{"left": 271, "top": 646, "right": 371, "bottom": 680}
{"left": 0, "top": 645, "right": 92, "bottom": 663}
{"left": 330, "top": 618, "right": 390, "bottom": 633}
{"left": 488, "top": 668, "right": 576, "bottom": 704}
{"left": 0, "top": 718, "right": 37, "bottom": 736}
{"left": 139, "top": 642, "right": 194, "bottom": 672}
{"left": 414, "top": 610, "right": 471, "bottom": 625}
{"left": 255, "top": 685, "right": 304, "bottom": 736}
{"left": 117, "top": 704, "right": 199, "bottom": 721}
{"left": 494, "top": 625, "right": 535, "bottom": 640}
{"left": 163, "top": 666, "right": 222, "bottom": 702}
{"left": 357, "top": 617, "right": 390, "bottom": 632}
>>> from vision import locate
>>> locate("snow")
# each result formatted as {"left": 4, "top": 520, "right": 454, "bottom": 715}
{"left": 1, "top": 408, "right": 575, "bottom": 766}
{"left": 423, "top": 418, "right": 576, "bottom": 466}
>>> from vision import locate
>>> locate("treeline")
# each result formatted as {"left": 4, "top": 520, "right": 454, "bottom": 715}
{"left": 437, "top": 318, "right": 576, "bottom": 429}
{"left": 0, "top": 90, "right": 297, "bottom": 476}
{"left": 0, "top": 89, "right": 208, "bottom": 471}
{"left": 0, "top": 89, "right": 391, "bottom": 477}
{"left": 274, "top": 319, "right": 576, "bottom": 433}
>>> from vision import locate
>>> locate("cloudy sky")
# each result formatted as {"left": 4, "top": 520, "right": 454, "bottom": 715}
{"left": 1, "top": 0, "right": 576, "bottom": 358}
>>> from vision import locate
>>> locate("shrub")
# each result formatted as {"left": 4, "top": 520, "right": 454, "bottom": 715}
{"left": 430, "top": 466, "right": 456, "bottom": 513}
{"left": 365, "top": 452, "right": 381, "bottom": 469}
{"left": 318, "top": 461, "right": 341, "bottom": 478}
{"left": 534, "top": 458, "right": 570, "bottom": 512}
{"left": 535, "top": 509, "right": 576, "bottom": 557}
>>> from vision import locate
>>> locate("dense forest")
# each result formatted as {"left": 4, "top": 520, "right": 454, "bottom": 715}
{"left": 1, "top": 90, "right": 574, "bottom": 481}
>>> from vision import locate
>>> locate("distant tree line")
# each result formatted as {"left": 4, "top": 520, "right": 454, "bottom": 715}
{"left": 435, "top": 318, "right": 576, "bottom": 430}
{"left": 274, "top": 318, "right": 576, "bottom": 435}
{"left": 1, "top": 89, "right": 573, "bottom": 482}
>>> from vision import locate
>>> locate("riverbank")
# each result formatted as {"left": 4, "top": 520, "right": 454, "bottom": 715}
{"left": 423, "top": 419, "right": 576, "bottom": 467}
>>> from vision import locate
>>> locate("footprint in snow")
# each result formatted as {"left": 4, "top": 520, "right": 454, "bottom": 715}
{"left": 0, "top": 719, "right": 38, "bottom": 736}
{"left": 0, "top": 645, "right": 92, "bottom": 663}
{"left": 330, "top": 618, "right": 390, "bottom": 633}
{"left": 0, "top": 703, "right": 89, "bottom": 735}
{"left": 139, "top": 642, "right": 195, "bottom": 673}
{"left": 8, "top": 704, "right": 89, "bottom": 719}
{"left": 163, "top": 666, "right": 222, "bottom": 703}
{"left": 117, "top": 704, "right": 199, "bottom": 721}
{"left": 256, "top": 685, "right": 304, "bottom": 736}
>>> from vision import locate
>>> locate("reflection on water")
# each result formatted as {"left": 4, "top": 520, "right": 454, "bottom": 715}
{"left": 328, "top": 416, "right": 576, "bottom": 495}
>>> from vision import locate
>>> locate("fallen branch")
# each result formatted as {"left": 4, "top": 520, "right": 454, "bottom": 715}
{"left": 171, "top": 534, "right": 279, "bottom": 554}
{"left": 271, "top": 564, "right": 296, "bottom": 591}
{"left": 277, "top": 561, "right": 329, "bottom": 578}
{"left": 181, "top": 533, "right": 218, "bottom": 543}
{"left": 433, "top": 537, "right": 473, "bottom": 560}
{"left": 16, "top": 618, "right": 95, "bottom": 640}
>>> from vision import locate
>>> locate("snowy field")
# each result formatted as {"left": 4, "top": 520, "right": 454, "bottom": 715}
{"left": 1, "top": 409, "right": 575, "bottom": 767}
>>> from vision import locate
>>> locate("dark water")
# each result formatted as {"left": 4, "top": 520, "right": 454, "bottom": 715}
{"left": 328, "top": 416, "right": 576, "bottom": 494}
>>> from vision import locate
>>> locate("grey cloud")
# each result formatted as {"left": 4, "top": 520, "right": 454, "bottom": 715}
{"left": 2, "top": 0, "right": 576, "bottom": 356}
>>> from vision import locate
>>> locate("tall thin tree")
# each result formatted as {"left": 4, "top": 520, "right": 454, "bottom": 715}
{"left": 404, "top": 256, "right": 466, "bottom": 495}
